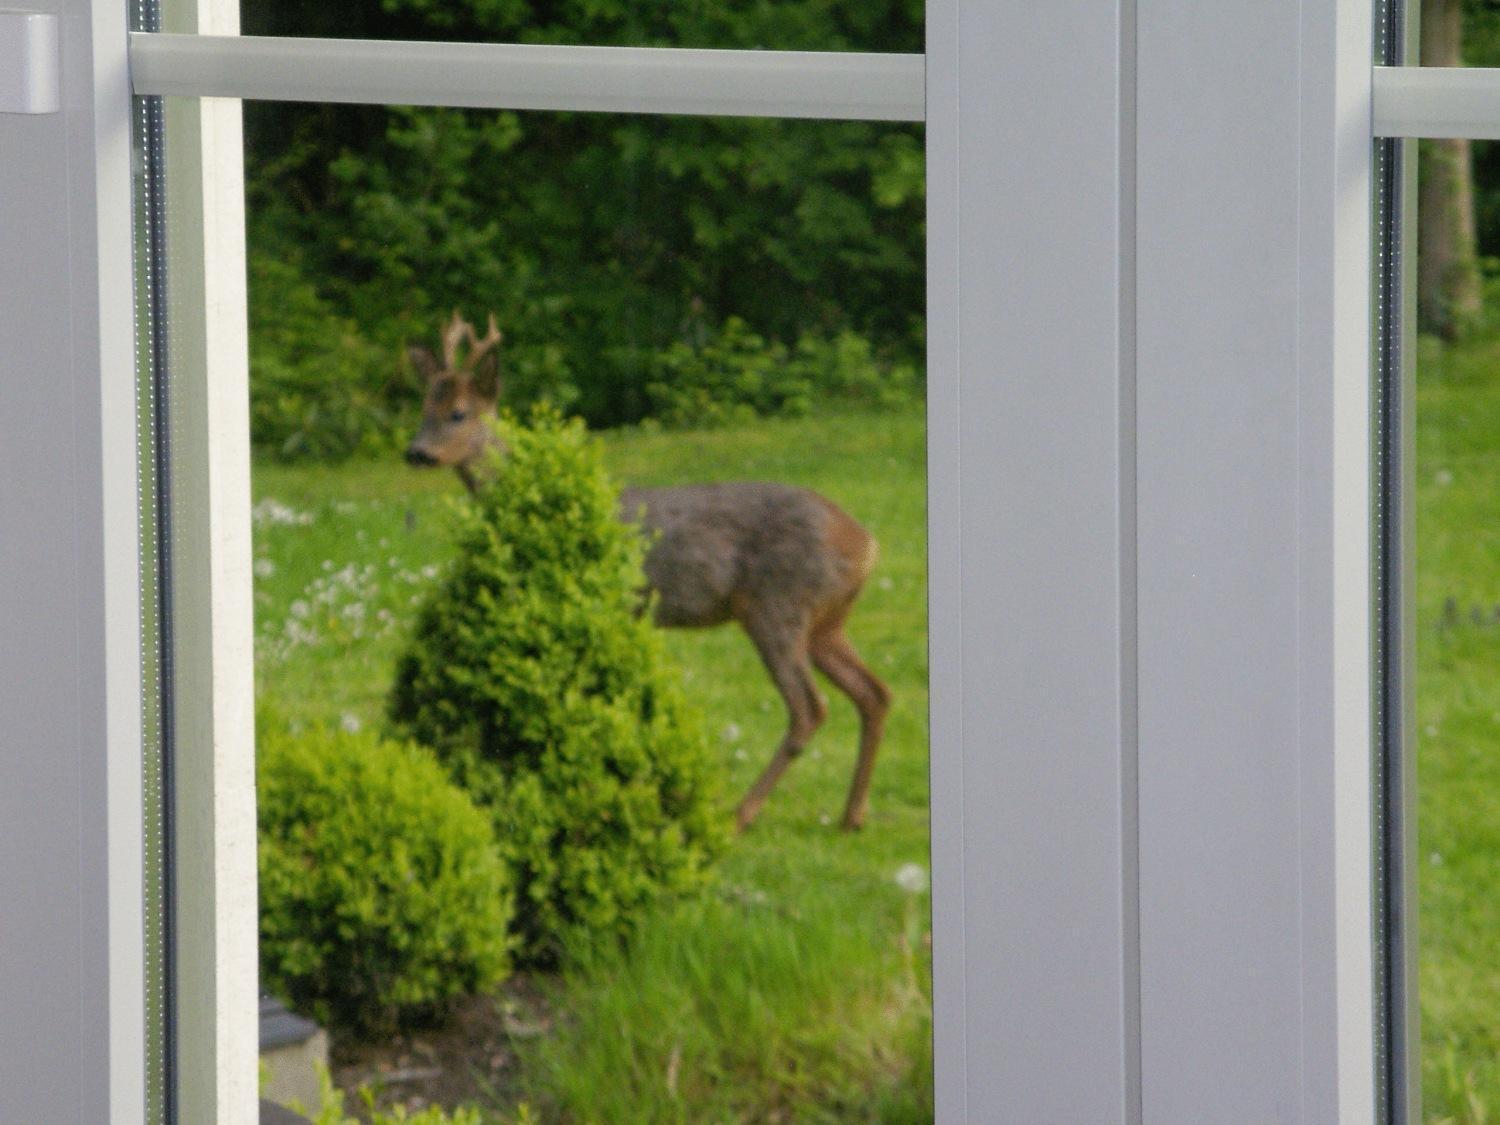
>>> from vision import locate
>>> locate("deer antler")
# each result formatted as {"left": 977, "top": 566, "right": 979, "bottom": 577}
{"left": 462, "top": 313, "right": 503, "bottom": 367}
{"left": 441, "top": 309, "right": 470, "bottom": 370}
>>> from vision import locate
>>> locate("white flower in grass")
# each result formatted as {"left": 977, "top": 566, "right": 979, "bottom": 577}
{"left": 895, "top": 863, "right": 929, "bottom": 895}
{"left": 251, "top": 498, "right": 313, "bottom": 527}
{"left": 878, "top": 576, "right": 895, "bottom": 591}
{"left": 1436, "top": 469, "right": 1454, "bottom": 487}
{"left": 253, "top": 558, "right": 275, "bottom": 579}
{"left": 289, "top": 600, "right": 310, "bottom": 619}
{"left": 340, "top": 712, "right": 362, "bottom": 734}
{"left": 720, "top": 722, "right": 742, "bottom": 744}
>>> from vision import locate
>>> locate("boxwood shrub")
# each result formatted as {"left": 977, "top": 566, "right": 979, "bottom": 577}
{"left": 389, "top": 408, "right": 725, "bottom": 964}
{"left": 257, "top": 721, "right": 515, "bottom": 1035}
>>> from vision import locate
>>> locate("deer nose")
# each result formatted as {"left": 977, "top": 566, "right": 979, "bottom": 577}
{"left": 405, "top": 446, "right": 437, "bottom": 466}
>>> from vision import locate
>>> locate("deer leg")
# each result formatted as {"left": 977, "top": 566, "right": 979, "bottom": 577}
{"left": 810, "top": 628, "right": 891, "bottom": 831}
{"left": 734, "top": 618, "right": 826, "bottom": 831}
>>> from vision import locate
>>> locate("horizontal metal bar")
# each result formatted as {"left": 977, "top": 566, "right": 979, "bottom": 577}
{"left": 128, "top": 33, "right": 925, "bottom": 122}
{"left": 1374, "top": 65, "right": 1500, "bottom": 138}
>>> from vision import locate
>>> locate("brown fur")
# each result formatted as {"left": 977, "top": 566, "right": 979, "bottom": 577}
{"left": 403, "top": 316, "right": 891, "bottom": 830}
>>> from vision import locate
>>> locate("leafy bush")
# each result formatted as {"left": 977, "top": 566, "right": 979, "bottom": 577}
{"left": 389, "top": 408, "right": 725, "bottom": 963}
{"left": 793, "top": 327, "right": 922, "bottom": 410}
{"left": 646, "top": 317, "right": 921, "bottom": 428}
{"left": 647, "top": 317, "right": 810, "bottom": 427}
{"left": 306, "top": 1066, "right": 490, "bottom": 1125}
{"left": 248, "top": 254, "right": 411, "bottom": 461}
{"left": 257, "top": 721, "right": 515, "bottom": 1035}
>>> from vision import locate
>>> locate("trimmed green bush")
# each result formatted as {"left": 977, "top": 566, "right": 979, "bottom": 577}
{"left": 389, "top": 408, "right": 725, "bottom": 963}
{"left": 257, "top": 722, "right": 515, "bottom": 1035}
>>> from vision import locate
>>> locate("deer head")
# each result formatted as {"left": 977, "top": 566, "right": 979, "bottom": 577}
{"left": 404, "top": 311, "right": 504, "bottom": 484}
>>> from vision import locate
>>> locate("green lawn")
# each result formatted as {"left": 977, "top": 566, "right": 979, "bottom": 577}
{"left": 1416, "top": 335, "right": 1500, "bottom": 1123}
{"left": 252, "top": 407, "right": 933, "bottom": 1122}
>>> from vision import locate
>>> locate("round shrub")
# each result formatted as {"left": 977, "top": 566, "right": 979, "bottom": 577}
{"left": 257, "top": 722, "right": 515, "bottom": 1036}
{"left": 389, "top": 408, "right": 725, "bottom": 964}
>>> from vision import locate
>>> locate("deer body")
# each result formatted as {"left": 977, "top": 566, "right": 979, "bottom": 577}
{"left": 405, "top": 314, "right": 890, "bottom": 830}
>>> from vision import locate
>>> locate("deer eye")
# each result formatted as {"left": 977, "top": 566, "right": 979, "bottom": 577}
{"left": 449, "top": 409, "right": 468, "bottom": 423}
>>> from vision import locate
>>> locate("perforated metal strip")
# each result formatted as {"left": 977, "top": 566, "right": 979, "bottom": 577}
{"left": 1371, "top": 0, "right": 1417, "bottom": 1120}
{"left": 130, "top": 0, "right": 175, "bottom": 1116}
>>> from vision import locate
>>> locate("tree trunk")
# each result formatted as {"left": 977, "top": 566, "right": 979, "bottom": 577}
{"left": 1419, "top": 0, "right": 1484, "bottom": 339}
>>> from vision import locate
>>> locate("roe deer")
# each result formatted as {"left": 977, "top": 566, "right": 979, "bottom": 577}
{"left": 404, "top": 312, "right": 892, "bottom": 830}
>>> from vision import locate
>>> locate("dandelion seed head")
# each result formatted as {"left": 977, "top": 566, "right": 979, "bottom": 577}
{"left": 895, "top": 863, "right": 929, "bottom": 895}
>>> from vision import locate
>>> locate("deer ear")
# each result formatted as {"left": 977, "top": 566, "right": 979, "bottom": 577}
{"left": 472, "top": 350, "right": 501, "bottom": 400}
{"left": 407, "top": 345, "right": 442, "bottom": 383}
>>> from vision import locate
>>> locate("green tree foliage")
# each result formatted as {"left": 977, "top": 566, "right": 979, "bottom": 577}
{"left": 257, "top": 721, "right": 515, "bottom": 1036}
{"left": 388, "top": 410, "right": 726, "bottom": 963}
{"left": 242, "top": 0, "right": 925, "bottom": 457}
{"left": 1463, "top": 2, "right": 1500, "bottom": 268}
{"left": 646, "top": 316, "right": 920, "bottom": 428}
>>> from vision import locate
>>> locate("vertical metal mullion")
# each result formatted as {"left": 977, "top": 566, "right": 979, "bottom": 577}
{"left": 1372, "top": 0, "right": 1418, "bottom": 1120}
{"left": 131, "top": 0, "right": 176, "bottom": 1118}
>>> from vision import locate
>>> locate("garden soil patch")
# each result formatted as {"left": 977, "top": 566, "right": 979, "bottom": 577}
{"left": 330, "top": 977, "right": 552, "bottom": 1120}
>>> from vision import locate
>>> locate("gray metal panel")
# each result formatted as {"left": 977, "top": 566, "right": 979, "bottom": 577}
{"left": 1137, "top": 6, "right": 1304, "bottom": 1115}
{"left": 1136, "top": 0, "right": 1375, "bottom": 1118}
{"left": 1374, "top": 65, "right": 1500, "bottom": 138}
{"left": 128, "top": 33, "right": 926, "bottom": 122}
{"left": 928, "top": 1, "right": 1134, "bottom": 1119}
{"left": 0, "top": 0, "right": 144, "bottom": 1120}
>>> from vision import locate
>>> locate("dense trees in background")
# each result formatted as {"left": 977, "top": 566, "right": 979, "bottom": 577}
{"left": 1422, "top": 0, "right": 1483, "bottom": 338}
{"left": 241, "top": 0, "right": 924, "bottom": 459}
{"left": 1422, "top": 0, "right": 1500, "bottom": 340}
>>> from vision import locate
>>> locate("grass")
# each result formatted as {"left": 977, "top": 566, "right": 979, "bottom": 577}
{"left": 1415, "top": 333, "right": 1500, "bottom": 1123}
{"left": 251, "top": 406, "right": 932, "bottom": 1122}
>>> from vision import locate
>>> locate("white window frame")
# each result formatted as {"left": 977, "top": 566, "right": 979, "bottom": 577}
{"left": 6, "top": 0, "right": 1460, "bottom": 1119}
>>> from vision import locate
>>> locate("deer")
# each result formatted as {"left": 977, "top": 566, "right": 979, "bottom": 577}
{"left": 403, "top": 312, "right": 892, "bottom": 831}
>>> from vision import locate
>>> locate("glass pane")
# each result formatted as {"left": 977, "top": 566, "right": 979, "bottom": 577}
{"left": 241, "top": 0, "right": 923, "bottom": 55}
{"left": 1413, "top": 9, "right": 1500, "bottom": 1108}
{"left": 246, "top": 98, "right": 932, "bottom": 1120}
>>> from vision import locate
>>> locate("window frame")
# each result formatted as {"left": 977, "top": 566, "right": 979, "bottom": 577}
{"left": 0, "top": 0, "right": 1404, "bottom": 1119}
